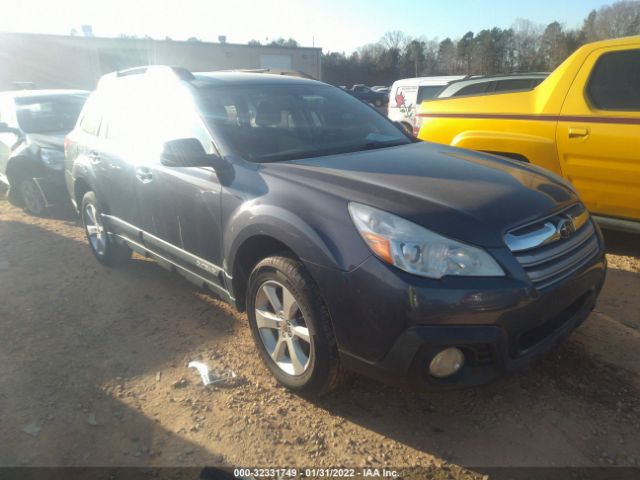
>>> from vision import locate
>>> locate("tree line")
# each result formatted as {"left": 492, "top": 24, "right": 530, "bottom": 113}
{"left": 321, "top": 0, "right": 640, "bottom": 86}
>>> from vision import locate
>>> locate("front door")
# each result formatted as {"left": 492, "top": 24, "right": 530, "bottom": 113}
{"left": 133, "top": 87, "right": 225, "bottom": 290}
{"left": 556, "top": 47, "right": 640, "bottom": 222}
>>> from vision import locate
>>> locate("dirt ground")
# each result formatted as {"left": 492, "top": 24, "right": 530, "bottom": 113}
{"left": 0, "top": 194, "right": 639, "bottom": 477}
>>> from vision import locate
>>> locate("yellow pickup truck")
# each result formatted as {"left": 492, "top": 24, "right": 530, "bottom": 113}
{"left": 417, "top": 36, "right": 640, "bottom": 232}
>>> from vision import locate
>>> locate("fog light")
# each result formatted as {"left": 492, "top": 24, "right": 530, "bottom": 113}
{"left": 429, "top": 347, "right": 464, "bottom": 378}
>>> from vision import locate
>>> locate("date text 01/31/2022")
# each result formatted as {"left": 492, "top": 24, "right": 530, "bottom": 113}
{"left": 233, "top": 468, "right": 400, "bottom": 477}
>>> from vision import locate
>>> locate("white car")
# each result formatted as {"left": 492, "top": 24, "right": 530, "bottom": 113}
{"left": 387, "top": 76, "right": 466, "bottom": 133}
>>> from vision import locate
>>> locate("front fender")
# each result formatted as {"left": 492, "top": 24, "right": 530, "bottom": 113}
{"left": 223, "top": 201, "right": 349, "bottom": 275}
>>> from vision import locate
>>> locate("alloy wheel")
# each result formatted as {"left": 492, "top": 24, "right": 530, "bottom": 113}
{"left": 254, "top": 280, "right": 312, "bottom": 376}
{"left": 84, "top": 203, "right": 107, "bottom": 255}
{"left": 20, "top": 179, "right": 45, "bottom": 215}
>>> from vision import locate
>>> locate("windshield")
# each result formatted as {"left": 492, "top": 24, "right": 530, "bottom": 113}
{"left": 15, "top": 94, "right": 87, "bottom": 133}
{"left": 196, "top": 83, "right": 410, "bottom": 162}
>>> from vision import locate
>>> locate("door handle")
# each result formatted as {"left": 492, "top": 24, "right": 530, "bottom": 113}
{"left": 88, "top": 150, "right": 101, "bottom": 164}
{"left": 135, "top": 166, "right": 153, "bottom": 183}
{"left": 568, "top": 127, "right": 589, "bottom": 138}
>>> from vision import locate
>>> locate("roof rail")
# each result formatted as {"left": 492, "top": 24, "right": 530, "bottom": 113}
{"left": 116, "top": 65, "right": 195, "bottom": 80}
{"left": 96, "top": 65, "right": 195, "bottom": 89}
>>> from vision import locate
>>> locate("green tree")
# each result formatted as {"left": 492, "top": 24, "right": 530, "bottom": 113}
{"left": 436, "top": 38, "right": 457, "bottom": 74}
{"left": 268, "top": 37, "right": 299, "bottom": 47}
{"left": 457, "top": 31, "right": 474, "bottom": 74}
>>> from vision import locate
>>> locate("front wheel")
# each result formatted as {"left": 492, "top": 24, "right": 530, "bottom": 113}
{"left": 19, "top": 178, "right": 47, "bottom": 216}
{"left": 81, "top": 191, "right": 131, "bottom": 266}
{"left": 246, "top": 256, "right": 343, "bottom": 397}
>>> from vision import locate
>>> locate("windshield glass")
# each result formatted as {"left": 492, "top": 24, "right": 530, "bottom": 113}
{"left": 196, "top": 83, "right": 410, "bottom": 162}
{"left": 15, "top": 94, "right": 87, "bottom": 133}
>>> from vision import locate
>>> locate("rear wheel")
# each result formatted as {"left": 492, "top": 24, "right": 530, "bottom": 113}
{"left": 247, "top": 256, "right": 343, "bottom": 397}
{"left": 81, "top": 191, "right": 131, "bottom": 266}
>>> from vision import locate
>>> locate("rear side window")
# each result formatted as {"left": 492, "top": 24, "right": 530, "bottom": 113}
{"left": 586, "top": 49, "right": 640, "bottom": 111}
{"left": 79, "top": 95, "right": 102, "bottom": 135}
{"left": 454, "top": 82, "right": 491, "bottom": 96}
{"left": 416, "top": 85, "right": 444, "bottom": 103}
{"left": 493, "top": 78, "right": 537, "bottom": 92}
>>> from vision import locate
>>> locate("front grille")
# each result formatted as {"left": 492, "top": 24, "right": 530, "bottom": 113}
{"left": 505, "top": 204, "right": 600, "bottom": 290}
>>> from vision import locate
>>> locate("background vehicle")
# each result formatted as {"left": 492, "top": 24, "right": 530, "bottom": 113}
{"left": 417, "top": 36, "right": 640, "bottom": 232}
{"left": 388, "top": 76, "right": 466, "bottom": 133}
{"left": 435, "top": 73, "right": 548, "bottom": 98}
{"left": 371, "top": 86, "right": 391, "bottom": 94}
{"left": 66, "top": 66, "right": 605, "bottom": 398}
{"left": 0, "top": 89, "right": 88, "bottom": 215}
{"left": 343, "top": 84, "right": 389, "bottom": 106}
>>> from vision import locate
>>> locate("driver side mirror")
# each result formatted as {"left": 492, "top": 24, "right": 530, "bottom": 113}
{"left": 160, "top": 138, "right": 220, "bottom": 168}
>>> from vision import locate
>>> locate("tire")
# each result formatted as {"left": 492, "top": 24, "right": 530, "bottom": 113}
{"left": 19, "top": 178, "right": 47, "bottom": 216}
{"left": 80, "top": 191, "right": 131, "bottom": 266}
{"left": 6, "top": 178, "right": 23, "bottom": 206}
{"left": 246, "top": 255, "right": 343, "bottom": 397}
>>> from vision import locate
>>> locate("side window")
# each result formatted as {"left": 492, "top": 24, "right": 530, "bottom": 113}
{"left": 530, "top": 78, "right": 544, "bottom": 88}
{"left": 103, "top": 99, "right": 145, "bottom": 143}
{"left": 150, "top": 88, "right": 215, "bottom": 155}
{"left": 454, "top": 82, "right": 489, "bottom": 97}
{"left": 494, "top": 78, "right": 537, "bottom": 92}
{"left": 78, "top": 95, "right": 102, "bottom": 136}
{"left": 417, "top": 86, "right": 444, "bottom": 103}
{"left": 586, "top": 49, "right": 640, "bottom": 111}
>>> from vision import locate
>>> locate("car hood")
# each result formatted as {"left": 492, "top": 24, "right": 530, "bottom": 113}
{"left": 261, "top": 142, "right": 578, "bottom": 247}
{"left": 26, "top": 132, "right": 66, "bottom": 150}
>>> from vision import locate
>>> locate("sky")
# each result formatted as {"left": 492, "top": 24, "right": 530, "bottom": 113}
{"left": 0, "top": 0, "right": 614, "bottom": 53}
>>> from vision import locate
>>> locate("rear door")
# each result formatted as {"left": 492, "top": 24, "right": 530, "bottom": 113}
{"left": 96, "top": 79, "right": 147, "bottom": 231}
{"left": 556, "top": 47, "right": 640, "bottom": 222}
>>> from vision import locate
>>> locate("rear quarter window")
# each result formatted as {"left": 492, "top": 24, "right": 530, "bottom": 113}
{"left": 78, "top": 95, "right": 102, "bottom": 135}
{"left": 586, "top": 49, "right": 640, "bottom": 111}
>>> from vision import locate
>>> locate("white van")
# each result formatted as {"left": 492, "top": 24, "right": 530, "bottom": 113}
{"left": 388, "top": 76, "right": 466, "bottom": 133}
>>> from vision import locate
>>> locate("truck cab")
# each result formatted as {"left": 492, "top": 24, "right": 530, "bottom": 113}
{"left": 417, "top": 36, "right": 640, "bottom": 232}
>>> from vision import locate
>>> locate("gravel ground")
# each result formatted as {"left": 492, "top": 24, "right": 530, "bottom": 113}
{"left": 0, "top": 196, "right": 639, "bottom": 478}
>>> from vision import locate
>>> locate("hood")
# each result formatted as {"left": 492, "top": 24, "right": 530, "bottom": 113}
{"left": 261, "top": 142, "right": 578, "bottom": 247}
{"left": 26, "top": 132, "right": 66, "bottom": 150}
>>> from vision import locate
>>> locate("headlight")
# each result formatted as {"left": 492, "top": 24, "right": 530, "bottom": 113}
{"left": 348, "top": 202, "right": 504, "bottom": 279}
{"left": 40, "top": 147, "right": 65, "bottom": 170}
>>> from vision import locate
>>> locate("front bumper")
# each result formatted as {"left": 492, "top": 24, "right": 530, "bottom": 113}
{"left": 305, "top": 229, "right": 607, "bottom": 390}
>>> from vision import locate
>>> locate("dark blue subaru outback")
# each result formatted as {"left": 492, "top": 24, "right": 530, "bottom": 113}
{"left": 65, "top": 66, "right": 606, "bottom": 396}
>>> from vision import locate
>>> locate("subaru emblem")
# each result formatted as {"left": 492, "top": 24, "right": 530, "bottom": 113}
{"left": 557, "top": 216, "right": 577, "bottom": 239}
